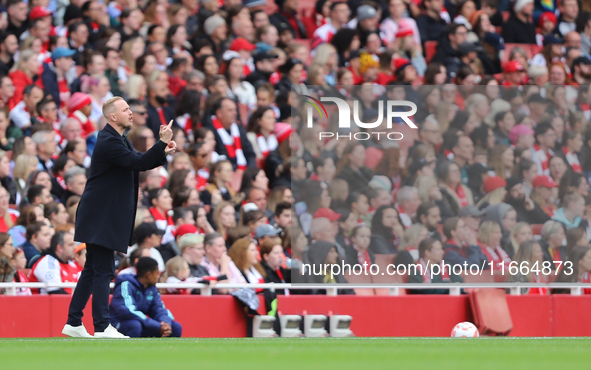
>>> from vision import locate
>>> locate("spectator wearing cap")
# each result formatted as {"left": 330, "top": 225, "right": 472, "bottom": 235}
{"left": 67, "top": 92, "right": 95, "bottom": 139}
{"left": 480, "top": 32, "right": 504, "bottom": 75}
{"left": 477, "top": 175, "right": 506, "bottom": 210}
{"left": 311, "top": 2, "right": 350, "bottom": 50}
{"left": 37, "top": 47, "right": 76, "bottom": 111}
{"left": 502, "top": 60, "right": 526, "bottom": 86}
{"left": 432, "top": 24, "right": 468, "bottom": 72}
{"left": 392, "top": 57, "right": 418, "bottom": 84}
{"left": 6, "top": 0, "right": 28, "bottom": 40}
{"left": 531, "top": 175, "right": 558, "bottom": 218}
{"left": 536, "top": 11, "right": 557, "bottom": 46}
{"left": 128, "top": 222, "right": 166, "bottom": 272}
{"left": 504, "top": 177, "right": 550, "bottom": 224}
{"left": 245, "top": 51, "right": 279, "bottom": 88}
{"left": 531, "top": 34, "right": 566, "bottom": 68}
{"left": 571, "top": 57, "right": 591, "bottom": 85}
{"left": 554, "top": 0, "right": 578, "bottom": 37}
{"left": 354, "top": 4, "right": 379, "bottom": 39}
{"left": 357, "top": 52, "right": 379, "bottom": 83}
{"left": 459, "top": 205, "right": 485, "bottom": 233}
{"left": 226, "top": 37, "right": 256, "bottom": 76}
{"left": 254, "top": 224, "right": 281, "bottom": 250}
{"left": 502, "top": 0, "right": 536, "bottom": 44}
{"left": 416, "top": 0, "right": 448, "bottom": 45}
{"left": 24, "top": 7, "right": 53, "bottom": 49}
{"left": 0, "top": 32, "right": 18, "bottom": 76}
{"left": 269, "top": 0, "right": 307, "bottom": 39}
{"left": 197, "top": 15, "right": 228, "bottom": 61}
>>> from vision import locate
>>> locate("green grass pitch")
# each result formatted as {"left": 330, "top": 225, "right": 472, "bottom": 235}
{"left": 2, "top": 337, "right": 590, "bottom": 370}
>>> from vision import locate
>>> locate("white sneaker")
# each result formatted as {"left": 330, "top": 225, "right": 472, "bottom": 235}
{"left": 93, "top": 324, "right": 130, "bottom": 339}
{"left": 62, "top": 324, "right": 93, "bottom": 338}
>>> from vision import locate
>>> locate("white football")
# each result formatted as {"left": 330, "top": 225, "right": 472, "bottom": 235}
{"left": 450, "top": 322, "right": 479, "bottom": 337}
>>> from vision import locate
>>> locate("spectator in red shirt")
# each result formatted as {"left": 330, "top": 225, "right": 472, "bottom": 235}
{"left": 9, "top": 50, "right": 39, "bottom": 108}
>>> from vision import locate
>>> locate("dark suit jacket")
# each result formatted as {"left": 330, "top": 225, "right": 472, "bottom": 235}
{"left": 204, "top": 120, "right": 256, "bottom": 170}
{"left": 74, "top": 124, "right": 167, "bottom": 253}
{"left": 146, "top": 103, "right": 178, "bottom": 140}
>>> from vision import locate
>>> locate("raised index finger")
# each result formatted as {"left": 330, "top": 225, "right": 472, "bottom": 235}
{"left": 167, "top": 120, "right": 173, "bottom": 129}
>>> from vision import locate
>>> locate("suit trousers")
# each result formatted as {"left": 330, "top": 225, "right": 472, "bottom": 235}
{"left": 66, "top": 243, "right": 115, "bottom": 332}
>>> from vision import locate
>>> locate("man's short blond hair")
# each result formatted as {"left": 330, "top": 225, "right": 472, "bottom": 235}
{"left": 102, "top": 96, "right": 124, "bottom": 120}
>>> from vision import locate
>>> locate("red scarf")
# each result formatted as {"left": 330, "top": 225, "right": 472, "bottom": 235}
{"left": 157, "top": 108, "right": 167, "bottom": 126}
{"left": 211, "top": 116, "right": 247, "bottom": 170}
{"left": 419, "top": 258, "right": 450, "bottom": 283}
{"left": 529, "top": 273, "right": 549, "bottom": 295}
{"left": 149, "top": 207, "right": 174, "bottom": 228}
{"left": 275, "top": 267, "right": 290, "bottom": 296}
{"left": 562, "top": 146, "right": 582, "bottom": 173}
{"left": 533, "top": 144, "right": 553, "bottom": 175}
{"left": 455, "top": 185, "right": 469, "bottom": 207}
{"left": 353, "top": 244, "right": 371, "bottom": 265}
{"left": 195, "top": 168, "right": 209, "bottom": 191}
{"left": 478, "top": 242, "right": 511, "bottom": 271}
{"left": 257, "top": 133, "right": 278, "bottom": 158}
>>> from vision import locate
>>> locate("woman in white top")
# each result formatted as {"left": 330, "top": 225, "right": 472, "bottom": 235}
{"left": 228, "top": 238, "right": 266, "bottom": 285}
{"left": 223, "top": 57, "right": 257, "bottom": 107}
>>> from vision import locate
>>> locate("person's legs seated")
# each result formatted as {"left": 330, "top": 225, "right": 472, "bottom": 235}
{"left": 170, "top": 321, "right": 182, "bottom": 338}
{"left": 114, "top": 320, "right": 143, "bottom": 338}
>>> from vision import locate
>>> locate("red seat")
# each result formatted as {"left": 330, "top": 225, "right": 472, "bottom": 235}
{"left": 530, "top": 224, "right": 543, "bottom": 236}
{"left": 424, "top": 41, "right": 438, "bottom": 63}
{"left": 372, "top": 254, "right": 407, "bottom": 295}
{"left": 469, "top": 289, "right": 513, "bottom": 336}
{"left": 344, "top": 271, "right": 376, "bottom": 296}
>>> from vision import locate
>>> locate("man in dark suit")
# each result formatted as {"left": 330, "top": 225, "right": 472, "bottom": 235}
{"left": 205, "top": 97, "right": 256, "bottom": 171}
{"left": 62, "top": 96, "right": 177, "bottom": 339}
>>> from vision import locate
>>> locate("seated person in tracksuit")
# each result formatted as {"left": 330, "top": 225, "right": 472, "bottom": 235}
{"left": 109, "top": 257, "right": 182, "bottom": 338}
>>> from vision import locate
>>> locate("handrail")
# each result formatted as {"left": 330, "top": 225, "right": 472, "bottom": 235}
{"left": 1, "top": 282, "right": 590, "bottom": 296}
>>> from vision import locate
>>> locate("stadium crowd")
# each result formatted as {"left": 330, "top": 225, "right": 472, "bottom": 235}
{"left": 0, "top": 0, "right": 591, "bottom": 300}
